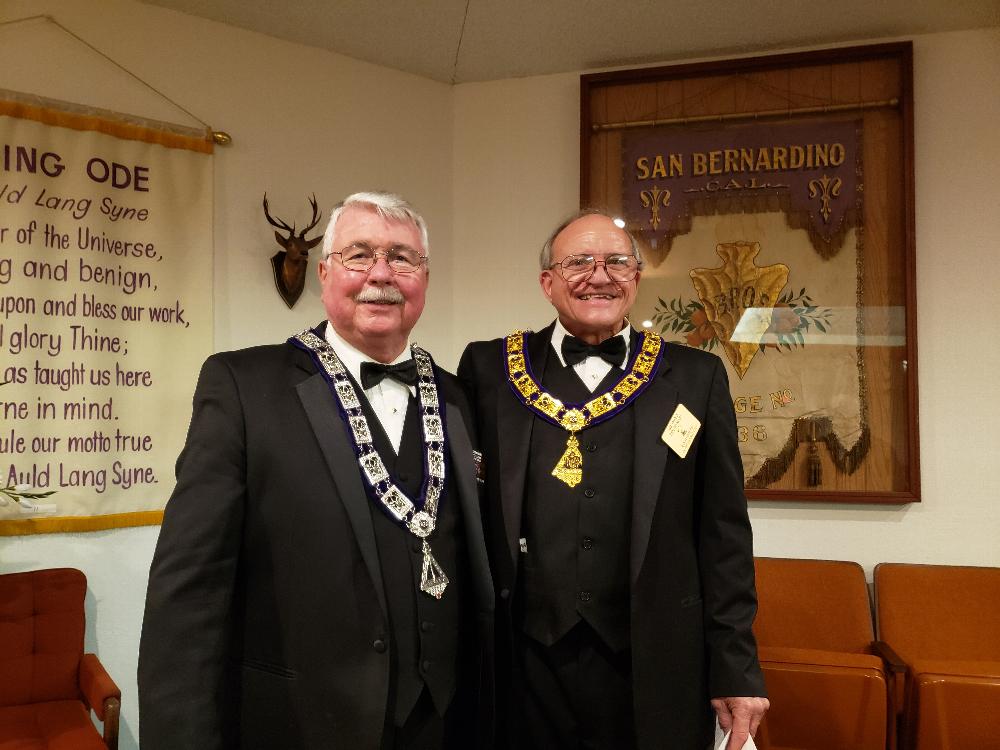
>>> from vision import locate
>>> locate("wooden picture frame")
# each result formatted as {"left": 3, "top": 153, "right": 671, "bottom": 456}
{"left": 581, "top": 43, "right": 918, "bottom": 503}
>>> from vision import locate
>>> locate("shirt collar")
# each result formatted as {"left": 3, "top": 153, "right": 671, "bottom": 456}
{"left": 323, "top": 322, "right": 413, "bottom": 392}
{"left": 550, "top": 318, "right": 631, "bottom": 368}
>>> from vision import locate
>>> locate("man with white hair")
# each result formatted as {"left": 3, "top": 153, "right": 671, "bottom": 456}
{"left": 140, "top": 191, "right": 494, "bottom": 750}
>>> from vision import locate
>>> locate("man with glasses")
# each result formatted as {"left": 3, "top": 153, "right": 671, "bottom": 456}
{"left": 140, "top": 192, "right": 494, "bottom": 750}
{"left": 459, "top": 210, "right": 767, "bottom": 750}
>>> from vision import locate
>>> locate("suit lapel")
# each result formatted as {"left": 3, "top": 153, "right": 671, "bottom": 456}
{"left": 630, "top": 335, "right": 676, "bottom": 585}
{"left": 497, "top": 324, "right": 553, "bottom": 568}
{"left": 446, "top": 402, "right": 495, "bottom": 612}
{"left": 294, "top": 347, "right": 388, "bottom": 620}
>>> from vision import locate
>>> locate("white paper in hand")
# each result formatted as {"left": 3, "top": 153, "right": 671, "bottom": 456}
{"left": 714, "top": 718, "right": 758, "bottom": 750}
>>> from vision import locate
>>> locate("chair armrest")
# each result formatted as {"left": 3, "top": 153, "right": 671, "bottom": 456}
{"left": 873, "top": 640, "right": 908, "bottom": 715}
{"left": 79, "top": 653, "right": 121, "bottom": 718}
{"left": 873, "top": 641, "right": 907, "bottom": 673}
{"left": 79, "top": 654, "right": 121, "bottom": 750}
{"left": 103, "top": 696, "right": 121, "bottom": 750}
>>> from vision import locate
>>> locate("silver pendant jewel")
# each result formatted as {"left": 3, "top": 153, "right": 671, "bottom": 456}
{"left": 420, "top": 540, "right": 449, "bottom": 599}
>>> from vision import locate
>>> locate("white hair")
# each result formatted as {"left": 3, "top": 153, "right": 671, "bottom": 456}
{"left": 321, "top": 191, "right": 430, "bottom": 261}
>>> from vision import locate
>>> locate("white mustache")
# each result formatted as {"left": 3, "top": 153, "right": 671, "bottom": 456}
{"left": 354, "top": 286, "right": 404, "bottom": 304}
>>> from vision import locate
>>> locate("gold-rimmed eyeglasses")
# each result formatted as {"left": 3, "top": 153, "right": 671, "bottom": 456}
{"left": 326, "top": 242, "right": 427, "bottom": 274}
{"left": 549, "top": 253, "right": 640, "bottom": 283}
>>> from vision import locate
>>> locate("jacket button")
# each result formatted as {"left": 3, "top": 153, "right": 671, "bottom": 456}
{"left": 412, "top": 542, "right": 422, "bottom": 554}
{"left": 578, "top": 590, "right": 592, "bottom": 602}
{"left": 584, "top": 488, "right": 595, "bottom": 498}
{"left": 499, "top": 588, "right": 510, "bottom": 600}
{"left": 581, "top": 536, "right": 594, "bottom": 550}
{"left": 420, "top": 620, "right": 434, "bottom": 633}
{"left": 586, "top": 441, "right": 597, "bottom": 452}
{"left": 421, "top": 660, "right": 432, "bottom": 672}
{"left": 397, "top": 472, "right": 409, "bottom": 483}
{"left": 373, "top": 639, "right": 386, "bottom": 653}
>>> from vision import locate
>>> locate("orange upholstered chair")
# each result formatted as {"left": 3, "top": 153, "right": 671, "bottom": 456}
{"left": 874, "top": 562, "right": 1000, "bottom": 750}
{"left": 753, "top": 557, "right": 903, "bottom": 750}
{"left": 0, "top": 568, "right": 120, "bottom": 750}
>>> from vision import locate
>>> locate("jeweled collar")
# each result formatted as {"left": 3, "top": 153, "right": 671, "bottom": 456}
{"left": 290, "top": 327, "right": 450, "bottom": 598}
{"left": 503, "top": 327, "right": 663, "bottom": 487}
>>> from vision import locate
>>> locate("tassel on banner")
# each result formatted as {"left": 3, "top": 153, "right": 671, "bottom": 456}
{"left": 746, "top": 416, "right": 871, "bottom": 490}
{"left": 807, "top": 421, "right": 822, "bottom": 487}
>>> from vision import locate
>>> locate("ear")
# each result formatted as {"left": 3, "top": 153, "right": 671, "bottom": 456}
{"left": 539, "top": 269, "right": 555, "bottom": 302}
{"left": 317, "top": 257, "right": 329, "bottom": 283}
{"left": 274, "top": 230, "right": 286, "bottom": 246}
{"left": 306, "top": 236, "right": 323, "bottom": 250}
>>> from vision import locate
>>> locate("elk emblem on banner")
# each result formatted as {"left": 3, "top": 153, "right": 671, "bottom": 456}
{"left": 689, "top": 242, "right": 789, "bottom": 379}
{"left": 263, "top": 194, "right": 323, "bottom": 308}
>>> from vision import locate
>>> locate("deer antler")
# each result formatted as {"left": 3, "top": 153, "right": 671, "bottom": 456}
{"left": 262, "top": 193, "right": 294, "bottom": 232}
{"left": 299, "top": 194, "right": 322, "bottom": 238}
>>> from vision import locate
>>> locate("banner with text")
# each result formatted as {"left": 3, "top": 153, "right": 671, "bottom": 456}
{"left": 623, "top": 120, "right": 860, "bottom": 261}
{"left": 0, "top": 91, "right": 213, "bottom": 534}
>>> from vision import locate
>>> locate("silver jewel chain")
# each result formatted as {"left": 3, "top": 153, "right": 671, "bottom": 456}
{"left": 294, "top": 330, "right": 449, "bottom": 598}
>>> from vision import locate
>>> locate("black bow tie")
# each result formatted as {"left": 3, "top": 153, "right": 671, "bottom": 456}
{"left": 561, "top": 334, "right": 626, "bottom": 368}
{"left": 360, "top": 359, "right": 418, "bottom": 390}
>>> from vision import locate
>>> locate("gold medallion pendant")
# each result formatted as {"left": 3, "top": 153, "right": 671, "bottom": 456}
{"left": 504, "top": 329, "right": 664, "bottom": 489}
{"left": 552, "top": 433, "right": 584, "bottom": 487}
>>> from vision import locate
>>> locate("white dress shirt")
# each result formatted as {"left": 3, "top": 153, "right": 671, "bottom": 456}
{"left": 549, "top": 319, "right": 631, "bottom": 393}
{"left": 324, "top": 325, "right": 415, "bottom": 454}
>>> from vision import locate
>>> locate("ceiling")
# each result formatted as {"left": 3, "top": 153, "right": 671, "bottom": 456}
{"left": 140, "top": 0, "right": 1000, "bottom": 84}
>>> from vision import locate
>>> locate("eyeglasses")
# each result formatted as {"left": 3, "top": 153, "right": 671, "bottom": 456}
{"left": 549, "top": 253, "right": 640, "bottom": 283}
{"left": 327, "top": 242, "right": 427, "bottom": 274}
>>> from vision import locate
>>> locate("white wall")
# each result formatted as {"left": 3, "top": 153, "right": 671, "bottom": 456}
{"left": 2, "top": 3, "right": 998, "bottom": 747}
{"left": 1, "top": 2, "right": 453, "bottom": 747}
{"left": 452, "top": 29, "right": 1000, "bottom": 573}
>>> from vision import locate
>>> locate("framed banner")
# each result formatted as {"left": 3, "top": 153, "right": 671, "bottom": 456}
{"left": 0, "top": 90, "right": 214, "bottom": 533}
{"left": 581, "top": 43, "right": 918, "bottom": 503}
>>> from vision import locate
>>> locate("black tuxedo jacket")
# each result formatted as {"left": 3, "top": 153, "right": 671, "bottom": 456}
{"left": 139, "top": 327, "right": 495, "bottom": 750}
{"left": 458, "top": 323, "right": 765, "bottom": 750}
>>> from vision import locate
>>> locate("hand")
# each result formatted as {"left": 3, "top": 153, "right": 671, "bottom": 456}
{"left": 711, "top": 696, "right": 769, "bottom": 749}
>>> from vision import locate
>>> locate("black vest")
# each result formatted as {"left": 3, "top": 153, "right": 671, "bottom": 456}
{"left": 516, "top": 353, "right": 634, "bottom": 652}
{"left": 359, "top": 389, "right": 468, "bottom": 726}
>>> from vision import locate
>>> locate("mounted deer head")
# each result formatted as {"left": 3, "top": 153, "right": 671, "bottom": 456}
{"left": 263, "top": 193, "right": 323, "bottom": 308}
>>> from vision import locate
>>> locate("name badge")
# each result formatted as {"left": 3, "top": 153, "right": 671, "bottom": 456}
{"left": 661, "top": 404, "right": 701, "bottom": 458}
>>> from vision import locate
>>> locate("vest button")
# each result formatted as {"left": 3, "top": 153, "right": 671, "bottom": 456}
{"left": 412, "top": 542, "right": 422, "bottom": 554}
{"left": 421, "top": 660, "right": 432, "bottom": 673}
{"left": 578, "top": 590, "right": 592, "bottom": 602}
{"left": 420, "top": 620, "right": 434, "bottom": 633}
{"left": 398, "top": 472, "right": 409, "bottom": 483}
{"left": 373, "top": 639, "right": 386, "bottom": 653}
{"left": 499, "top": 588, "right": 510, "bottom": 600}
{"left": 586, "top": 441, "right": 597, "bottom": 452}
{"left": 581, "top": 536, "right": 594, "bottom": 550}
{"left": 584, "top": 488, "right": 596, "bottom": 498}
